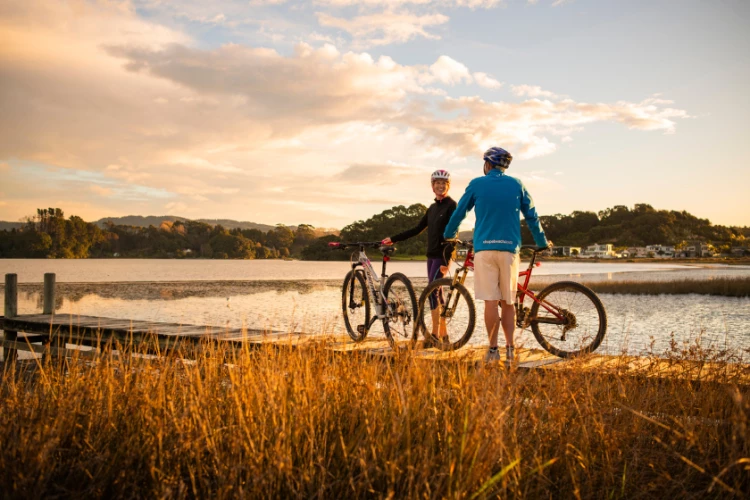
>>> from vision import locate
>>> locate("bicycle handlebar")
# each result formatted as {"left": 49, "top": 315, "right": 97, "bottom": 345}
{"left": 328, "top": 241, "right": 384, "bottom": 250}
{"left": 520, "top": 244, "right": 549, "bottom": 252}
{"left": 444, "top": 238, "right": 473, "bottom": 248}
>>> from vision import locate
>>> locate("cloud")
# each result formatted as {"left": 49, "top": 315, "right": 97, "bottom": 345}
{"left": 473, "top": 72, "right": 503, "bottom": 89}
{"left": 429, "top": 55, "right": 473, "bottom": 85}
{"left": 526, "top": 0, "right": 572, "bottom": 5}
{"left": 89, "top": 185, "right": 113, "bottom": 197}
{"left": 314, "top": 1, "right": 502, "bottom": 7}
{"left": 316, "top": 10, "right": 449, "bottom": 47}
{"left": 165, "top": 201, "right": 190, "bottom": 213}
{"left": 511, "top": 84, "right": 557, "bottom": 98}
{"left": 404, "top": 95, "right": 689, "bottom": 160}
{"left": 334, "top": 162, "right": 424, "bottom": 185}
{"left": 0, "top": 0, "right": 689, "bottom": 226}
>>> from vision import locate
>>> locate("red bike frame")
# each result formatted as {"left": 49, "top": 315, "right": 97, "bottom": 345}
{"left": 458, "top": 245, "right": 565, "bottom": 324}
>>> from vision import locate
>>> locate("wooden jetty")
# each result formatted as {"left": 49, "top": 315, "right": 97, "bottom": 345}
{"left": 2, "top": 273, "right": 748, "bottom": 384}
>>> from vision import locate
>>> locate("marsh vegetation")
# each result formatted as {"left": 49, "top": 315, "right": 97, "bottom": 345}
{"left": 1, "top": 342, "right": 748, "bottom": 498}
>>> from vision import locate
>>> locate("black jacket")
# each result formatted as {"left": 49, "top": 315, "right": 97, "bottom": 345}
{"left": 391, "top": 197, "right": 457, "bottom": 263}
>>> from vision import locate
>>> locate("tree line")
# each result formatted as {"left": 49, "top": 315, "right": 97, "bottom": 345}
{"left": 0, "top": 208, "right": 318, "bottom": 259}
{"left": 303, "top": 202, "right": 748, "bottom": 260}
{"left": 523, "top": 203, "right": 748, "bottom": 253}
{"left": 0, "top": 204, "right": 747, "bottom": 259}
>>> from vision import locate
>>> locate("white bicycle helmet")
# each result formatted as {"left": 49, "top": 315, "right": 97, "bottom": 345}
{"left": 431, "top": 169, "right": 450, "bottom": 182}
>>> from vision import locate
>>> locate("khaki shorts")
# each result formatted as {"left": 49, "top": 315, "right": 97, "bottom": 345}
{"left": 473, "top": 250, "right": 520, "bottom": 303}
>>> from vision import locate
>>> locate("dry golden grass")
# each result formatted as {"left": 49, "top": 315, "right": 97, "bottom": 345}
{"left": 1, "top": 341, "right": 749, "bottom": 499}
{"left": 579, "top": 277, "right": 750, "bottom": 297}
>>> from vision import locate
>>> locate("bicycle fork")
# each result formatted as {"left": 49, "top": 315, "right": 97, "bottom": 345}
{"left": 439, "top": 268, "right": 469, "bottom": 319}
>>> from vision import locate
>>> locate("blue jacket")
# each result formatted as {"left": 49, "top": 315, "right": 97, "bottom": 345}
{"left": 443, "top": 169, "right": 548, "bottom": 254}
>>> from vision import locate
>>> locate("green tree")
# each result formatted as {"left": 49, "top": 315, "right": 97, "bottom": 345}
{"left": 267, "top": 225, "right": 294, "bottom": 250}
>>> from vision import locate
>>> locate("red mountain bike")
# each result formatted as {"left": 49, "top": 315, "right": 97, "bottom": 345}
{"left": 416, "top": 240, "right": 607, "bottom": 358}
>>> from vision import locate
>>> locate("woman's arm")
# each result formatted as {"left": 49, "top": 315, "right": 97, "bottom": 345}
{"left": 389, "top": 212, "right": 428, "bottom": 243}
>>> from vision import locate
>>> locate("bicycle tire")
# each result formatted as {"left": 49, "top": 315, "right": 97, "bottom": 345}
{"left": 342, "top": 269, "right": 371, "bottom": 342}
{"left": 417, "top": 278, "right": 476, "bottom": 351}
{"left": 530, "top": 281, "right": 607, "bottom": 358}
{"left": 383, "top": 272, "right": 418, "bottom": 349}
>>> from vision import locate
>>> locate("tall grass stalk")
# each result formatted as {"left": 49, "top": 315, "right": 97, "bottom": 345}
{"left": 1, "top": 341, "right": 748, "bottom": 498}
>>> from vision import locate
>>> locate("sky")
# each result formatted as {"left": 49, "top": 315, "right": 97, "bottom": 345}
{"left": 1, "top": 0, "right": 748, "bottom": 230}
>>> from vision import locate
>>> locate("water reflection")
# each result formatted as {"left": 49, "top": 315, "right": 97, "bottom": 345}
{"left": 7, "top": 280, "right": 750, "bottom": 357}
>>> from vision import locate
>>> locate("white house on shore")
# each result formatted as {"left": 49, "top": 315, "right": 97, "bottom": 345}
{"left": 583, "top": 243, "right": 616, "bottom": 258}
{"left": 552, "top": 246, "right": 582, "bottom": 257}
{"left": 646, "top": 244, "right": 675, "bottom": 257}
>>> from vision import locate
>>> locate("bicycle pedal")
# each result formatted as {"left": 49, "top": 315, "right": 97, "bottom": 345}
{"left": 357, "top": 325, "right": 366, "bottom": 334}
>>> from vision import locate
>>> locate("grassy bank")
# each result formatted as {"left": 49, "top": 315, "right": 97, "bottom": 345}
{"left": 583, "top": 277, "right": 750, "bottom": 297}
{"left": 1, "top": 343, "right": 748, "bottom": 498}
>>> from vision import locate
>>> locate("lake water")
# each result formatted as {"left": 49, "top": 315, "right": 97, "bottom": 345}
{"left": 2, "top": 259, "right": 749, "bottom": 358}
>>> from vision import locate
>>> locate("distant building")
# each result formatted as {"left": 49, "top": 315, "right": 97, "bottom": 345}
{"left": 583, "top": 243, "right": 615, "bottom": 258}
{"left": 552, "top": 246, "right": 582, "bottom": 257}
{"left": 646, "top": 244, "right": 675, "bottom": 257}
{"left": 623, "top": 247, "right": 647, "bottom": 258}
{"left": 678, "top": 241, "right": 713, "bottom": 258}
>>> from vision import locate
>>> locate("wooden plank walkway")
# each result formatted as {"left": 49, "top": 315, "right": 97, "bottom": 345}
{"left": 2, "top": 314, "right": 748, "bottom": 385}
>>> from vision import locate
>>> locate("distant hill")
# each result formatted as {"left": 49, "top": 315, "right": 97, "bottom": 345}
{"left": 95, "top": 215, "right": 277, "bottom": 233}
{"left": 1, "top": 215, "right": 338, "bottom": 236}
{"left": 0, "top": 221, "right": 24, "bottom": 231}
{"left": 93, "top": 215, "right": 339, "bottom": 236}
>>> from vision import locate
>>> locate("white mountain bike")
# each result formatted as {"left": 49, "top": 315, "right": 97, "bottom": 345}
{"left": 328, "top": 241, "right": 418, "bottom": 349}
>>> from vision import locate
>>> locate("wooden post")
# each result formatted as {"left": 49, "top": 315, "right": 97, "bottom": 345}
{"left": 42, "top": 273, "right": 57, "bottom": 363}
{"left": 43, "top": 273, "right": 55, "bottom": 315}
{"left": 3, "top": 273, "right": 18, "bottom": 366}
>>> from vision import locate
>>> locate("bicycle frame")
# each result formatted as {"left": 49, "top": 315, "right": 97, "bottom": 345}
{"left": 349, "top": 245, "right": 390, "bottom": 319}
{"left": 441, "top": 244, "right": 567, "bottom": 327}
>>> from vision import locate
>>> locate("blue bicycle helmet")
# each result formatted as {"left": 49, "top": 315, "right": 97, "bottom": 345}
{"left": 483, "top": 147, "right": 513, "bottom": 169}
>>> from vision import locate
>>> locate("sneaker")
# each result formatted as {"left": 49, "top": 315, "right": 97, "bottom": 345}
{"left": 484, "top": 348, "right": 501, "bottom": 363}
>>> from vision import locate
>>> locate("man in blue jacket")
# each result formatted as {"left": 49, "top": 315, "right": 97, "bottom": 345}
{"left": 443, "top": 147, "right": 549, "bottom": 364}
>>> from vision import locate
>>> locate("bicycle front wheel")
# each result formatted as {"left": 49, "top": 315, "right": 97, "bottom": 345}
{"left": 417, "top": 278, "right": 476, "bottom": 351}
{"left": 530, "top": 281, "right": 607, "bottom": 358}
{"left": 383, "top": 273, "right": 418, "bottom": 349}
{"left": 342, "top": 269, "right": 371, "bottom": 341}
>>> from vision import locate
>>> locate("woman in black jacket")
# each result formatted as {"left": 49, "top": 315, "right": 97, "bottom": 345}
{"left": 382, "top": 170, "right": 456, "bottom": 344}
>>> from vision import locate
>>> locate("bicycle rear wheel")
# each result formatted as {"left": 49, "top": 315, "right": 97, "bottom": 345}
{"left": 342, "top": 269, "right": 371, "bottom": 341}
{"left": 530, "top": 281, "right": 607, "bottom": 358}
{"left": 383, "top": 272, "right": 418, "bottom": 349}
{"left": 417, "top": 278, "right": 476, "bottom": 351}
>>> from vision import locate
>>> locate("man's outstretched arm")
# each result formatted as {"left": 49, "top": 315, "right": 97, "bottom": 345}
{"left": 520, "top": 184, "right": 548, "bottom": 248}
{"left": 443, "top": 185, "right": 475, "bottom": 239}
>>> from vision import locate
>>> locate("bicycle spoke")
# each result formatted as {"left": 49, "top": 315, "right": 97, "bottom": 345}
{"left": 387, "top": 284, "right": 413, "bottom": 337}
{"left": 383, "top": 273, "right": 417, "bottom": 348}
{"left": 419, "top": 280, "right": 475, "bottom": 349}
{"left": 531, "top": 281, "right": 606, "bottom": 357}
{"left": 342, "top": 270, "right": 370, "bottom": 341}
